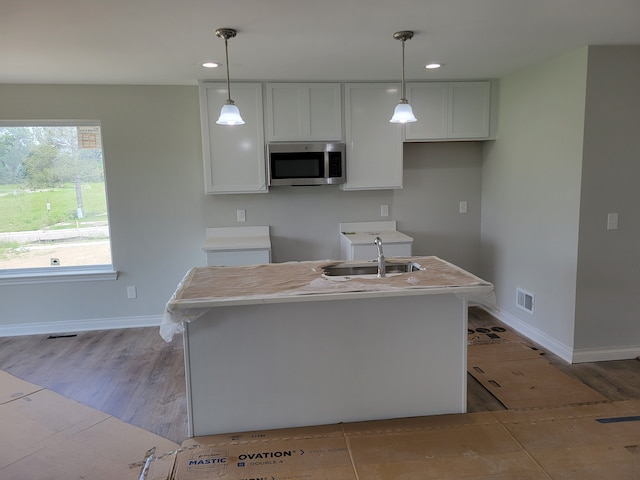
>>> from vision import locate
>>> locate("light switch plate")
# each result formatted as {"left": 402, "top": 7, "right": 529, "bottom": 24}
{"left": 459, "top": 201, "right": 468, "bottom": 214}
{"left": 237, "top": 209, "right": 246, "bottom": 222}
{"left": 381, "top": 204, "right": 389, "bottom": 217}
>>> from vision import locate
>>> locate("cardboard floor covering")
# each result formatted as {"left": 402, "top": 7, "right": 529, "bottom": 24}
{"left": 139, "top": 399, "right": 640, "bottom": 480}
{"left": 467, "top": 326, "right": 608, "bottom": 409}
{"left": 0, "top": 370, "right": 179, "bottom": 480}
{"left": 3, "top": 363, "right": 638, "bottom": 479}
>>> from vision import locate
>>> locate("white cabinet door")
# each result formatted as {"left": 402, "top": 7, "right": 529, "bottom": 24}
{"left": 342, "top": 83, "right": 404, "bottom": 190}
{"left": 348, "top": 243, "right": 412, "bottom": 261}
{"left": 405, "top": 81, "right": 491, "bottom": 141}
{"left": 448, "top": 81, "right": 491, "bottom": 139}
{"left": 266, "top": 83, "right": 342, "bottom": 141}
{"left": 199, "top": 82, "right": 267, "bottom": 194}
{"left": 404, "top": 82, "right": 448, "bottom": 140}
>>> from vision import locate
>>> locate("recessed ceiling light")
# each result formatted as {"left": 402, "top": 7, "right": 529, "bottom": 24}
{"left": 202, "top": 62, "right": 219, "bottom": 68}
{"left": 425, "top": 63, "right": 443, "bottom": 69}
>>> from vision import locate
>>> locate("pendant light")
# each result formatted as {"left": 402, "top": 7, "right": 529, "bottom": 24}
{"left": 215, "top": 28, "right": 245, "bottom": 125}
{"left": 390, "top": 31, "right": 417, "bottom": 124}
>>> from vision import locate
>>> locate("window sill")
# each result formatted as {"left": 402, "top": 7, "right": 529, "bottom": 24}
{"left": 0, "top": 265, "right": 119, "bottom": 286}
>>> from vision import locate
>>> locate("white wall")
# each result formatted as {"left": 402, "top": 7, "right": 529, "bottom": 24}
{"left": 480, "top": 48, "right": 588, "bottom": 360}
{"left": 396, "top": 142, "right": 482, "bottom": 273}
{"left": 0, "top": 85, "right": 206, "bottom": 333}
{"left": 574, "top": 46, "right": 640, "bottom": 358}
{"left": 0, "top": 84, "right": 483, "bottom": 334}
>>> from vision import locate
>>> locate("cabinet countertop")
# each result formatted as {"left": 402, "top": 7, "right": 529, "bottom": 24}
{"left": 201, "top": 226, "right": 271, "bottom": 252}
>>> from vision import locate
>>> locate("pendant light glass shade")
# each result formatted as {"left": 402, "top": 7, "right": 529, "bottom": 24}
{"left": 389, "top": 31, "right": 417, "bottom": 124}
{"left": 390, "top": 100, "right": 417, "bottom": 124}
{"left": 215, "top": 28, "right": 244, "bottom": 126}
{"left": 217, "top": 100, "right": 245, "bottom": 125}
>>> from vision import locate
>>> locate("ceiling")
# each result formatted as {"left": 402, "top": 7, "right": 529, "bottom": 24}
{"left": 2, "top": 0, "right": 640, "bottom": 85}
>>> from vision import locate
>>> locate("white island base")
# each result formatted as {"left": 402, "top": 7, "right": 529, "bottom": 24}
{"left": 183, "top": 292, "right": 469, "bottom": 437}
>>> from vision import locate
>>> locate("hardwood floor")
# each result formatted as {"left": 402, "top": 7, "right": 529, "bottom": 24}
{"left": 0, "top": 327, "right": 188, "bottom": 444}
{"left": 1, "top": 307, "right": 639, "bottom": 445}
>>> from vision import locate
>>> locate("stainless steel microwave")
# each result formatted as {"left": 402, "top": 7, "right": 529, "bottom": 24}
{"left": 267, "top": 142, "right": 346, "bottom": 186}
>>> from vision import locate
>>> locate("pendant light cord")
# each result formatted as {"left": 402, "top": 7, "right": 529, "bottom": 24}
{"left": 401, "top": 38, "right": 406, "bottom": 101}
{"left": 224, "top": 36, "right": 232, "bottom": 103}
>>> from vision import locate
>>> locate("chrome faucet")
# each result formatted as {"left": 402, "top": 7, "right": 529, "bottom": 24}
{"left": 374, "top": 236, "right": 386, "bottom": 278}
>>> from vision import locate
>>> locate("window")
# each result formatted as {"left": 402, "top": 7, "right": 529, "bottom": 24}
{"left": 0, "top": 121, "right": 115, "bottom": 283}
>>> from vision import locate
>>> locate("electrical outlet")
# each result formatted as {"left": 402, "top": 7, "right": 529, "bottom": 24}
{"left": 459, "top": 201, "right": 468, "bottom": 214}
{"left": 607, "top": 212, "right": 618, "bottom": 230}
{"left": 381, "top": 204, "right": 389, "bottom": 217}
{"left": 237, "top": 209, "right": 246, "bottom": 222}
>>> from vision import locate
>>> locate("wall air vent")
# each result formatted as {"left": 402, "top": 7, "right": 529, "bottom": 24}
{"left": 516, "top": 287, "right": 534, "bottom": 314}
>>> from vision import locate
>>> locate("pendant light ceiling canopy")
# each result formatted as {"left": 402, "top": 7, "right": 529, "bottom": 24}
{"left": 390, "top": 30, "right": 417, "bottom": 124}
{"left": 215, "top": 28, "right": 245, "bottom": 126}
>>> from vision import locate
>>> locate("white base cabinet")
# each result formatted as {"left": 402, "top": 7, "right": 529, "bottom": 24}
{"left": 184, "top": 292, "right": 468, "bottom": 436}
{"left": 342, "top": 83, "right": 404, "bottom": 190}
{"left": 202, "top": 226, "right": 271, "bottom": 266}
{"left": 339, "top": 221, "right": 413, "bottom": 260}
{"left": 199, "top": 82, "right": 267, "bottom": 194}
{"left": 343, "top": 241, "right": 412, "bottom": 261}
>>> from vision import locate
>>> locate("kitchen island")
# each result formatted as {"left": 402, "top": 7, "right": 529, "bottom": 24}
{"left": 162, "top": 256, "right": 494, "bottom": 437}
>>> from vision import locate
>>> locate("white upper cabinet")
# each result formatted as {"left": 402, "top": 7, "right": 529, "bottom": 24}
{"left": 342, "top": 83, "right": 404, "bottom": 190}
{"left": 198, "top": 80, "right": 494, "bottom": 194}
{"left": 199, "top": 82, "right": 267, "bottom": 194}
{"left": 266, "top": 83, "right": 342, "bottom": 141}
{"left": 405, "top": 81, "right": 491, "bottom": 141}
{"left": 404, "top": 83, "right": 449, "bottom": 140}
{"left": 448, "top": 82, "right": 491, "bottom": 139}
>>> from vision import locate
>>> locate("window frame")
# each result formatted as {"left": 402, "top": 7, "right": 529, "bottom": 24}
{"left": 0, "top": 119, "right": 117, "bottom": 284}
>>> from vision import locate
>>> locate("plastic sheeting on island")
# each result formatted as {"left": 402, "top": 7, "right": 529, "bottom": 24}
{"left": 160, "top": 256, "right": 495, "bottom": 342}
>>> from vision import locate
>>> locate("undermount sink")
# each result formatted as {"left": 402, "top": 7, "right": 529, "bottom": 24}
{"left": 322, "top": 261, "right": 421, "bottom": 277}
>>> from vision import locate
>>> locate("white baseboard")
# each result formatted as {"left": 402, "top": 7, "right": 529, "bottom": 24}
{"left": 479, "top": 305, "right": 640, "bottom": 363}
{"left": 0, "top": 315, "right": 163, "bottom": 337}
{"left": 479, "top": 305, "right": 574, "bottom": 363}
{"left": 572, "top": 346, "right": 640, "bottom": 363}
